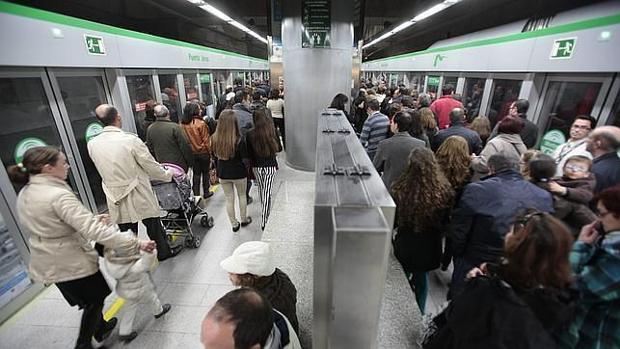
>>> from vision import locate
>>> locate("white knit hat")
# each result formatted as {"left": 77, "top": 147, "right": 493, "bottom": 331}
{"left": 220, "top": 241, "right": 275, "bottom": 276}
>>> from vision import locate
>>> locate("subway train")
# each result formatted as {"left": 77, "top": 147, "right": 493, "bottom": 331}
{"left": 362, "top": 0, "right": 620, "bottom": 154}
{"left": 0, "top": 1, "right": 267, "bottom": 324}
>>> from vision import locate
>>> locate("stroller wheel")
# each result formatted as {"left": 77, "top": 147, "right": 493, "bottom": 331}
{"left": 192, "top": 236, "right": 201, "bottom": 248}
{"left": 201, "top": 215, "right": 215, "bottom": 228}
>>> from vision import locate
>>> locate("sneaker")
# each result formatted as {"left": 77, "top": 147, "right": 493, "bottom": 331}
{"left": 154, "top": 304, "right": 172, "bottom": 319}
{"left": 232, "top": 222, "right": 241, "bottom": 232}
{"left": 247, "top": 196, "right": 254, "bottom": 204}
{"left": 118, "top": 331, "right": 138, "bottom": 343}
{"left": 203, "top": 191, "right": 214, "bottom": 199}
{"left": 241, "top": 217, "right": 252, "bottom": 227}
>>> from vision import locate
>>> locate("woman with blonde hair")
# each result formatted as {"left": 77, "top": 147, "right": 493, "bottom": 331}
{"left": 435, "top": 136, "right": 472, "bottom": 270}
{"left": 470, "top": 116, "right": 491, "bottom": 147}
{"left": 519, "top": 149, "right": 541, "bottom": 181}
{"left": 392, "top": 148, "right": 455, "bottom": 314}
{"left": 211, "top": 110, "right": 252, "bottom": 231}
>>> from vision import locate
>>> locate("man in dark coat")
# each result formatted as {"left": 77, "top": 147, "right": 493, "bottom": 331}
{"left": 146, "top": 105, "right": 193, "bottom": 172}
{"left": 489, "top": 99, "right": 539, "bottom": 148}
{"left": 232, "top": 89, "right": 254, "bottom": 136}
{"left": 586, "top": 125, "right": 620, "bottom": 195}
{"left": 449, "top": 154, "right": 553, "bottom": 298}
{"left": 432, "top": 108, "right": 483, "bottom": 154}
{"left": 373, "top": 111, "right": 425, "bottom": 192}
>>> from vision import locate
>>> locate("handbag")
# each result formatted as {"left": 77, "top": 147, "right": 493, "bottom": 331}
{"left": 209, "top": 158, "right": 219, "bottom": 184}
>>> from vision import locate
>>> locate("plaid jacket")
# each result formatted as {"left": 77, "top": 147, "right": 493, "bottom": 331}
{"left": 562, "top": 231, "right": 620, "bottom": 349}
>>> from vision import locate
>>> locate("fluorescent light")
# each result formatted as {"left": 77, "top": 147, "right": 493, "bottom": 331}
{"left": 200, "top": 4, "right": 232, "bottom": 22}
{"left": 363, "top": 0, "right": 463, "bottom": 49}
{"left": 413, "top": 3, "right": 448, "bottom": 21}
{"left": 189, "top": 1, "right": 267, "bottom": 45}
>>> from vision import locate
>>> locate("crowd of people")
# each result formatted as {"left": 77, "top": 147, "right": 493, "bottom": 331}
{"left": 6, "top": 77, "right": 302, "bottom": 349}
{"left": 5, "top": 72, "right": 620, "bottom": 348}
{"left": 354, "top": 79, "right": 620, "bottom": 348}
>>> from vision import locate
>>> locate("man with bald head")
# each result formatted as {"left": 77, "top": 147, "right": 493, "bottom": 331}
{"left": 201, "top": 288, "right": 301, "bottom": 349}
{"left": 88, "top": 104, "right": 181, "bottom": 260}
{"left": 432, "top": 107, "right": 483, "bottom": 154}
{"left": 586, "top": 125, "right": 620, "bottom": 194}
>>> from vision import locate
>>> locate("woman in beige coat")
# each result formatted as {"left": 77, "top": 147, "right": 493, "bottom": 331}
{"left": 8, "top": 146, "right": 155, "bottom": 349}
{"left": 471, "top": 116, "right": 527, "bottom": 180}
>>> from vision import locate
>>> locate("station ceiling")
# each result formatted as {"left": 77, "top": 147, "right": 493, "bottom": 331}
{"left": 8, "top": 0, "right": 606, "bottom": 61}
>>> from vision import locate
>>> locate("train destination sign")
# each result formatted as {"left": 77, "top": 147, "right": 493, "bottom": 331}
{"left": 302, "top": 0, "right": 331, "bottom": 48}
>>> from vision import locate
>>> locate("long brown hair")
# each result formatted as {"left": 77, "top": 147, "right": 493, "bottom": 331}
{"left": 7, "top": 146, "right": 61, "bottom": 185}
{"left": 419, "top": 107, "right": 437, "bottom": 130}
{"left": 211, "top": 110, "right": 240, "bottom": 160}
{"left": 501, "top": 212, "right": 573, "bottom": 290}
{"left": 391, "top": 148, "right": 454, "bottom": 231}
{"left": 249, "top": 108, "right": 279, "bottom": 158}
{"left": 436, "top": 136, "right": 471, "bottom": 191}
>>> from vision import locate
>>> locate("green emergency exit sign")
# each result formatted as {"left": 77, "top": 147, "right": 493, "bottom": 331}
{"left": 85, "top": 35, "right": 106, "bottom": 55}
{"left": 550, "top": 37, "right": 576, "bottom": 59}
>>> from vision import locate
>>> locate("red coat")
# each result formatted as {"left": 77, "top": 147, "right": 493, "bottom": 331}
{"left": 430, "top": 96, "right": 464, "bottom": 130}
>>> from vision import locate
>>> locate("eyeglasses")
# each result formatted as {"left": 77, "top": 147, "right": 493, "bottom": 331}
{"left": 515, "top": 211, "right": 546, "bottom": 228}
{"left": 564, "top": 164, "right": 588, "bottom": 172}
{"left": 571, "top": 124, "right": 591, "bottom": 130}
{"left": 509, "top": 105, "right": 517, "bottom": 110}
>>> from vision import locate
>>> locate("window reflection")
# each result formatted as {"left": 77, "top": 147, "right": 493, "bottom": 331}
{"left": 608, "top": 91, "right": 620, "bottom": 128}
{"left": 126, "top": 75, "right": 156, "bottom": 140}
{"left": 56, "top": 76, "right": 108, "bottom": 213}
{"left": 539, "top": 81, "right": 602, "bottom": 139}
{"left": 159, "top": 74, "right": 181, "bottom": 123}
{"left": 463, "top": 78, "right": 486, "bottom": 121}
{"left": 0, "top": 77, "right": 78, "bottom": 194}
{"left": 488, "top": 79, "right": 522, "bottom": 128}
{"left": 183, "top": 73, "right": 199, "bottom": 103}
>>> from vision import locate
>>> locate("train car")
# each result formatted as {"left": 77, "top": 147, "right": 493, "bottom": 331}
{"left": 0, "top": 1, "right": 267, "bottom": 324}
{"left": 362, "top": 0, "right": 620, "bottom": 154}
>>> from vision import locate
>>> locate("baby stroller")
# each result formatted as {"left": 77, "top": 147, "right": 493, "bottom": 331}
{"left": 152, "top": 163, "right": 214, "bottom": 248}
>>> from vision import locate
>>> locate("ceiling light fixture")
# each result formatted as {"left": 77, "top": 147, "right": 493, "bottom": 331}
{"left": 363, "top": 0, "right": 462, "bottom": 49}
{"left": 188, "top": 1, "right": 268, "bottom": 44}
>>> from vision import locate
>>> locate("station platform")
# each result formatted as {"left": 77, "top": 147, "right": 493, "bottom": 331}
{"left": 0, "top": 152, "right": 449, "bottom": 348}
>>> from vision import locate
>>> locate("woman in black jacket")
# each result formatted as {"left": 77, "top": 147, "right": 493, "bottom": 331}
{"left": 247, "top": 108, "right": 282, "bottom": 231}
{"left": 211, "top": 110, "right": 252, "bottom": 232}
{"left": 392, "top": 148, "right": 455, "bottom": 314}
{"left": 424, "top": 212, "right": 575, "bottom": 349}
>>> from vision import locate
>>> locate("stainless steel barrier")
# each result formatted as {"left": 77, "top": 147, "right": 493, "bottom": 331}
{"left": 313, "top": 109, "right": 396, "bottom": 349}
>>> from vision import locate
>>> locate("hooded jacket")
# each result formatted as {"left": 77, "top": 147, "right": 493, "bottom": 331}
{"left": 104, "top": 232, "right": 158, "bottom": 302}
{"left": 471, "top": 133, "right": 527, "bottom": 178}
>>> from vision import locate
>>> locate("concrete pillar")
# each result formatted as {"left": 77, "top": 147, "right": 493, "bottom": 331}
{"left": 282, "top": 0, "right": 353, "bottom": 171}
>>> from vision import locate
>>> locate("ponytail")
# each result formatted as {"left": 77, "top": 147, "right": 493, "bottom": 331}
{"left": 7, "top": 146, "right": 61, "bottom": 185}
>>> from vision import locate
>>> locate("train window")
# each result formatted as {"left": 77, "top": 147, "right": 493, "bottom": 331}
{"left": 608, "top": 92, "right": 620, "bottom": 128}
{"left": 426, "top": 75, "right": 440, "bottom": 99}
{"left": 159, "top": 74, "right": 182, "bottom": 124}
{"left": 463, "top": 78, "right": 486, "bottom": 120}
{"left": 0, "top": 77, "right": 79, "bottom": 194}
{"left": 539, "top": 81, "right": 602, "bottom": 139}
{"left": 442, "top": 76, "right": 458, "bottom": 95}
{"left": 487, "top": 79, "right": 522, "bottom": 128}
{"left": 126, "top": 75, "right": 156, "bottom": 141}
{"left": 199, "top": 73, "right": 214, "bottom": 106}
{"left": 56, "top": 76, "right": 108, "bottom": 213}
{"left": 183, "top": 73, "right": 199, "bottom": 103}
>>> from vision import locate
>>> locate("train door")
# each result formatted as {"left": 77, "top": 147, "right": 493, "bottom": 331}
{"left": 534, "top": 74, "right": 612, "bottom": 142}
{"left": 598, "top": 76, "right": 620, "bottom": 127}
{"left": 0, "top": 68, "right": 92, "bottom": 322}
{"left": 47, "top": 69, "right": 112, "bottom": 213}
